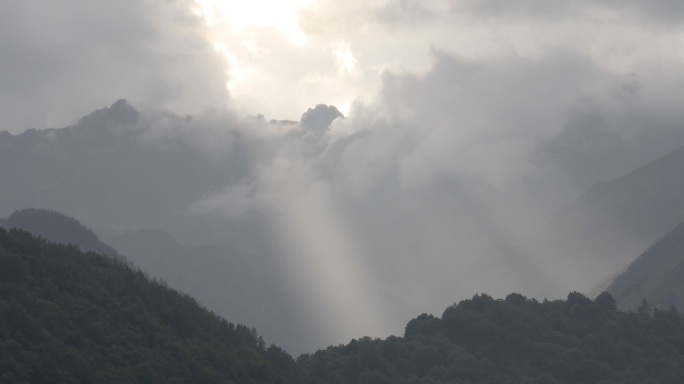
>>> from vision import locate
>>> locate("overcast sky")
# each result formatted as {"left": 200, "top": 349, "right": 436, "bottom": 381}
{"left": 5, "top": 0, "right": 684, "bottom": 348}
{"left": 3, "top": 1, "right": 684, "bottom": 129}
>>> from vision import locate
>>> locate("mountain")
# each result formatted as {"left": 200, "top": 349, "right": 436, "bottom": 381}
{"left": 0, "top": 99, "right": 254, "bottom": 245}
{"left": 299, "top": 292, "right": 684, "bottom": 383}
{"left": 98, "top": 228, "right": 312, "bottom": 354}
{"left": 4, "top": 224, "right": 684, "bottom": 383}
{"left": 2, "top": 207, "right": 312, "bottom": 353}
{"left": 4, "top": 208, "right": 123, "bottom": 261}
{"left": 0, "top": 100, "right": 313, "bottom": 351}
{"left": 0, "top": 227, "right": 303, "bottom": 383}
{"left": 536, "top": 144, "right": 684, "bottom": 295}
{"left": 606, "top": 223, "right": 684, "bottom": 311}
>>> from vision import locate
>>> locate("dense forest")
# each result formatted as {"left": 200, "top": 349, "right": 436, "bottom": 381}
{"left": 3, "top": 226, "right": 684, "bottom": 383}
{"left": 0, "top": 227, "right": 303, "bottom": 384}
{"left": 299, "top": 293, "right": 684, "bottom": 384}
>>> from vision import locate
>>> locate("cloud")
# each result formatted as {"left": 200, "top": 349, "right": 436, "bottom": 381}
{"left": 456, "top": 0, "right": 684, "bottom": 24}
{"left": 300, "top": 104, "right": 343, "bottom": 133}
{"left": 336, "top": 50, "right": 608, "bottom": 193}
{"left": 0, "top": 0, "right": 228, "bottom": 132}
{"left": 187, "top": 38, "right": 684, "bottom": 335}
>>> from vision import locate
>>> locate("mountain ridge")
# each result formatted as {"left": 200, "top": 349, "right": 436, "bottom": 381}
{"left": 536, "top": 143, "right": 684, "bottom": 295}
{"left": 0, "top": 226, "right": 304, "bottom": 383}
{"left": 4, "top": 208, "right": 123, "bottom": 261}
{"left": 606, "top": 222, "right": 684, "bottom": 310}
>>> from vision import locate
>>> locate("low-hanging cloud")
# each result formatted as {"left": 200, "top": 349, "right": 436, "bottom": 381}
{"left": 183, "top": 42, "right": 684, "bottom": 347}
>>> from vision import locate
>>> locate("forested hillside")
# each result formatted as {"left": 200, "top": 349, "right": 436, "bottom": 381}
{"left": 4, "top": 224, "right": 684, "bottom": 383}
{"left": 100, "top": 228, "right": 309, "bottom": 353}
{"left": 0, "top": 227, "right": 303, "bottom": 383}
{"left": 299, "top": 293, "right": 684, "bottom": 384}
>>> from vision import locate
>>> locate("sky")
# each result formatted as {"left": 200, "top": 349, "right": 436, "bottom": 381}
{"left": 5, "top": 0, "right": 684, "bottom": 132}
{"left": 5, "top": 0, "right": 684, "bottom": 350}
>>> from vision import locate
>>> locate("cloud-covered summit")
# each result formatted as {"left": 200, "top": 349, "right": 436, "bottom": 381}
{"left": 77, "top": 99, "right": 140, "bottom": 128}
{"left": 300, "top": 104, "right": 343, "bottom": 133}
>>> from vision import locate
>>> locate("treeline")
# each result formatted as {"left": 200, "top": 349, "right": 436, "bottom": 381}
{"left": 298, "top": 292, "right": 684, "bottom": 384}
{"left": 0, "top": 227, "right": 303, "bottom": 384}
{"left": 4, "top": 226, "right": 684, "bottom": 383}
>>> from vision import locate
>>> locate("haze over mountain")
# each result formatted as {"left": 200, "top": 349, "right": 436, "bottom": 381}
{"left": 606, "top": 223, "right": 684, "bottom": 311}
{"left": 6, "top": 0, "right": 684, "bottom": 353}
{"left": 535, "top": 144, "right": 684, "bottom": 297}
{"left": 99, "top": 228, "right": 312, "bottom": 354}
{"left": 0, "top": 206, "right": 314, "bottom": 353}
{"left": 3, "top": 208, "right": 122, "bottom": 261}
{"left": 3, "top": 98, "right": 684, "bottom": 353}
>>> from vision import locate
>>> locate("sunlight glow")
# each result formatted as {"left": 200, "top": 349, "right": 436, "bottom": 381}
{"left": 334, "top": 41, "right": 358, "bottom": 76}
{"left": 194, "top": 0, "right": 314, "bottom": 46}
{"left": 271, "top": 181, "right": 389, "bottom": 346}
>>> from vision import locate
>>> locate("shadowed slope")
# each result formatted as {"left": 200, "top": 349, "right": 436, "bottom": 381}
{"left": 607, "top": 223, "right": 684, "bottom": 310}
{"left": 0, "top": 227, "right": 303, "bottom": 383}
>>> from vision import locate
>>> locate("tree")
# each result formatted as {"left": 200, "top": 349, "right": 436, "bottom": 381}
{"left": 594, "top": 291, "right": 617, "bottom": 312}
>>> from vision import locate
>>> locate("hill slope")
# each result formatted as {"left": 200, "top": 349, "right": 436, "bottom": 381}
{"left": 0, "top": 227, "right": 303, "bottom": 383}
{"left": 607, "top": 223, "right": 684, "bottom": 311}
{"left": 100, "top": 228, "right": 310, "bottom": 354}
{"left": 0, "top": 102, "right": 313, "bottom": 352}
{"left": 4, "top": 208, "right": 122, "bottom": 260}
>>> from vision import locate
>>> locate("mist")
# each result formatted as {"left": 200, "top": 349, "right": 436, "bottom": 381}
{"left": 4, "top": 0, "right": 684, "bottom": 354}
{"left": 184, "top": 48, "right": 684, "bottom": 347}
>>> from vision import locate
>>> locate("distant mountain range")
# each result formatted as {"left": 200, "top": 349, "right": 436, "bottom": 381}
{"left": 5, "top": 99, "right": 684, "bottom": 353}
{"left": 0, "top": 99, "right": 259, "bottom": 246}
{"left": 5, "top": 135, "right": 684, "bottom": 381}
